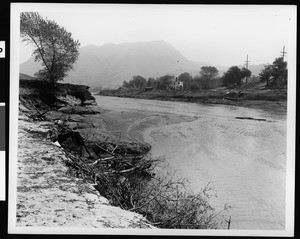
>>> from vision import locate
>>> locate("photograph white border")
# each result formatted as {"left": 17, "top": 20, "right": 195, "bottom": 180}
{"left": 9, "top": 3, "right": 296, "bottom": 236}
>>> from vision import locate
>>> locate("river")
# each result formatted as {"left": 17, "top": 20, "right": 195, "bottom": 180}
{"left": 94, "top": 95, "right": 287, "bottom": 230}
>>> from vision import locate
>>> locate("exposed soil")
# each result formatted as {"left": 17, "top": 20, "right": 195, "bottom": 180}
{"left": 16, "top": 78, "right": 154, "bottom": 228}
{"left": 16, "top": 114, "right": 153, "bottom": 228}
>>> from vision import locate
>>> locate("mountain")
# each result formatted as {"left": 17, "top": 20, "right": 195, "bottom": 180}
{"left": 20, "top": 40, "right": 204, "bottom": 88}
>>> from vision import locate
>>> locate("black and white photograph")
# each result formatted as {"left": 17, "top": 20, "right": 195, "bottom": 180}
{"left": 8, "top": 3, "right": 296, "bottom": 236}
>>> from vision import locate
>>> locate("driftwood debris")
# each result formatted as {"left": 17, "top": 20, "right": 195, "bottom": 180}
{"left": 57, "top": 126, "right": 154, "bottom": 191}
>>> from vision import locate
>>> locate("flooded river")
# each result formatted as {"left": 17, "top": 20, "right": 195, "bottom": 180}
{"left": 95, "top": 95, "right": 287, "bottom": 230}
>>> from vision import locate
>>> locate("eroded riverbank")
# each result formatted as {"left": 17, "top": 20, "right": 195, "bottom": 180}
{"left": 16, "top": 114, "right": 153, "bottom": 228}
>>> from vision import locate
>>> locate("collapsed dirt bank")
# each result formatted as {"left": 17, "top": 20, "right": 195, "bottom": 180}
{"left": 19, "top": 78, "right": 151, "bottom": 154}
{"left": 17, "top": 78, "right": 154, "bottom": 228}
{"left": 16, "top": 114, "right": 153, "bottom": 228}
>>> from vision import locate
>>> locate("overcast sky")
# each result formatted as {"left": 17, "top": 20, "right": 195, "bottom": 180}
{"left": 18, "top": 4, "right": 296, "bottom": 66}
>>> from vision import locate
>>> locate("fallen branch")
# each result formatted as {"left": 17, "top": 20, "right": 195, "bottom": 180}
{"left": 95, "top": 143, "right": 116, "bottom": 156}
{"left": 225, "top": 216, "right": 231, "bottom": 229}
{"left": 104, "top": 166, "right": 139, "bottom": 175}
{"left": 112, "top": 144, "right": 119, "bottom": 154}
{"left": 91, "top": 156, "right": 115, "bottom": 165}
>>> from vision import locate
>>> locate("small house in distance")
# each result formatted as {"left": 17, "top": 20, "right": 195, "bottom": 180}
{"left": 145, "top": 86, "right": 153, "bottom": 91}
{"left": 169, "top": 77, "right": 183, "bottom": 90}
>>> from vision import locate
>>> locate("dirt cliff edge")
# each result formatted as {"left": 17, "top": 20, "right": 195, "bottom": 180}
{"left": 16, "top": 76, "right": 154, "bottom": 229}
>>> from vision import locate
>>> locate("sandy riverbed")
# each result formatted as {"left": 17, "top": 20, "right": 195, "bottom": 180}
{"left": 94, "top": 95, "right": 287, "bottom": 230}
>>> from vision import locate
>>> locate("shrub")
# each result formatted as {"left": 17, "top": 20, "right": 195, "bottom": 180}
{"left": 95, "top": 157, "right": 229, "bottom": 229}
{"left": 123, "top": 75, "right": 147, "bottom": 89}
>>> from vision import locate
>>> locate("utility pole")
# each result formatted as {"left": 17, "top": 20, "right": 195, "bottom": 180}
{"left": 281, "top": 46, "right": 287, "bottom": 61}
{"left": 245, "top": 54, "right": 250, "bottom": 69}
{"left": 245, "top": 55, "right": 250, "bottom": 83}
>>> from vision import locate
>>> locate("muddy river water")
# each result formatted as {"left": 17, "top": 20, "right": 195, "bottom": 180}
{"left": 95, "top": 95, "right": 287, "bottom": 230}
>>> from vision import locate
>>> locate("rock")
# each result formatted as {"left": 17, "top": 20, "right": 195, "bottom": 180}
{"left": 52, "top": 141, "right": 61, "bottom": 147}
{"left": 54, "top": 119, "right": 64, "bottom": 125}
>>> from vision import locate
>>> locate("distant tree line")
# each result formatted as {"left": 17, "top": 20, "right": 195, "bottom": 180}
{"left": 122, "top": 56, "right": 287, "bottom": 91}
{"left": 122, "top": 74, "right": 174, "bottom": 90}
{"left": 122, "top": 65, "right": 251, "bottom": 91}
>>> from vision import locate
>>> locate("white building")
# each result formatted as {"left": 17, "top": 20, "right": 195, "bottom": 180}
{"left": 169, "top": 78, "right": 183, "bottom": 90}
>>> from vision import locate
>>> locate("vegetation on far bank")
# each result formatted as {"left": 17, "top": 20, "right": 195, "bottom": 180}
{"left": 98, "top": 81, "right": 287, "bottom": 105}
{"left": 118, "top": 56, "right": 286, "bottom": 92}
{"left": 98, "top": 56, "right": 287, "bottom": 106}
